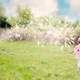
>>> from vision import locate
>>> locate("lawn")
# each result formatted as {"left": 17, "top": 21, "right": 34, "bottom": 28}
{"left": 0, "top": 41, "right": 79, "bottom": 80}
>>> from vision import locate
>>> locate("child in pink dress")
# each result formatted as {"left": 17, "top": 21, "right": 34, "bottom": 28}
{"left": 74, "top": 37, "right": 80, "bottom": 69}
{"left": 74, "top": 44, "right": 80, "bottom": 69}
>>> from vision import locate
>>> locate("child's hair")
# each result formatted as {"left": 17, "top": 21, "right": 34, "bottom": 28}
{"left": 74, "top": 35, "right": 80, "bottom": 46}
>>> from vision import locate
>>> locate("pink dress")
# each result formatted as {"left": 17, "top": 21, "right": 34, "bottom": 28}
{"left": 74, "top": 44, "right": 80, "bottom": 68}
{"left": 74, "top": 44, "right": 80, "bottom": 59}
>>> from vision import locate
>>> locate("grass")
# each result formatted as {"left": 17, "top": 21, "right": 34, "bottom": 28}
{"left": 0, "top": 41, "right": 79, "bottom": 80}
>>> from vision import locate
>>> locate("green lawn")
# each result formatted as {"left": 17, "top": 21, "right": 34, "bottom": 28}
{"left": 0, "top": 41, "right": 79, "bottom": 80}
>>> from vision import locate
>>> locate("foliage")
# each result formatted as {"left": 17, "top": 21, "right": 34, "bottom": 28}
{"left": 0, "top": 27, "right": 34, "bottom": 41}
{"left": 0, "top": 26, "right": 75, "bottom": 47}
{"left": 17, "top": 7, "right": 32, "bottom": 27}
{"left": 0, "top": 16, "right": 11, "bottom": 28}
{"left": 8, "top": 17, "right": 17, "bottom": 26}
{"left": 0, "top": 4, "right": 11, "bottom": 28}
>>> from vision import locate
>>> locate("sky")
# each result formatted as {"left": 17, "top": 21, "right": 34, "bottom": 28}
{"left": 0, "top": 0, "right": 80, "bottom": 19}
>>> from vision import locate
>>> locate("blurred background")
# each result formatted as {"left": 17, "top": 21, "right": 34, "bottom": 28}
{"left": 0, "top": 0, "right": 80, "bottom": 46}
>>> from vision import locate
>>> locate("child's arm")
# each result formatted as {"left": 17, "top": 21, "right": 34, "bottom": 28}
{"left": 74, "top": 44, "right": 80, "bottom": 55}
{"left": 74, "top": 45, "right": 79, "bottom": 55}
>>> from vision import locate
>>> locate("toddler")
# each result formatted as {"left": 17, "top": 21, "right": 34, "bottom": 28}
{"left": 74, "top": 44, "right": 80, "bottom": 69}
